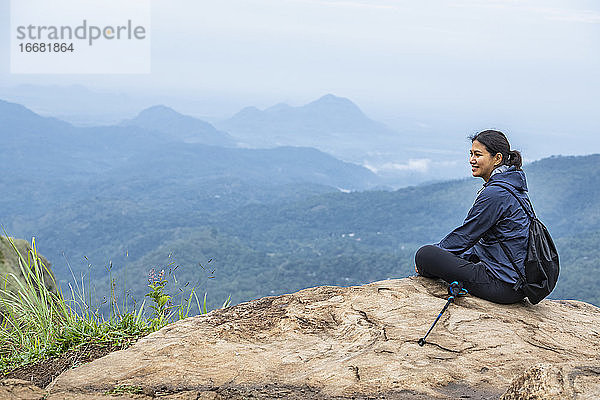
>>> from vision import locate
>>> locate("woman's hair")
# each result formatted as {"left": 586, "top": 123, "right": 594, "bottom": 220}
{"left": 468, "top": 129, "right": 522, "bottom": 169}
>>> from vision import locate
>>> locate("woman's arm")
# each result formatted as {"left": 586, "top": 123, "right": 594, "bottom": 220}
{"left": 437, "top": 186, "right": 509, "bottom": 255}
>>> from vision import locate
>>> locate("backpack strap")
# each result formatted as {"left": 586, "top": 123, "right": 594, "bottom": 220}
{"left": 490, "top": 229, "right": 526, "bottom": 290}
{"left": 487, "top": 182, "right": 536, "bottom": 220}
{"left": 486, "top": 182, "right": 532, "bottom": 290}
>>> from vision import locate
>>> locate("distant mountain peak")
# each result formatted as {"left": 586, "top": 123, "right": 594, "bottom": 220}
{"left": 121, "top": 104, "right": 236, "bottom": 147}
{"left": 0, "top": 98, "right": 72, "bottom": 129}
{"left": 315, "top": 93, "right": 345, "bottom": 102}
{"left": 135, "top": 105, "right": 182, "bottom": 119}
{"left": 265, "top": 102, "right": 292, "bottom": 112}
{"left": 143, "top": 104, "right": 173, "bottom": 112}
{"left": 303, "top": 94, "right": 365, "bottom": 115}
{"left": 311, "top": 93, "right": 353, "bottom": 105}
{"left": 218, "top": 93, "right": 393, "bottom": 149}
{"left": 234, "top": 106, "right": 261, "bottom": 116}
{"left": 0, "top": 98, "right": 31, "bottom": 113}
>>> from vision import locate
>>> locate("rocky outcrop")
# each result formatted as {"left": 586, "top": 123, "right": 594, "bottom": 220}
{"left": 501, "top": 364, "right": 600, "bottom": 400}
{"left": 0, "top": 379, "right": 46, "bottom": 400}
{"left": 0, "top": 236, "right": 57, "bottom": 295}
{"left": 46, "top": 277, "right": 600, "bottom": 399}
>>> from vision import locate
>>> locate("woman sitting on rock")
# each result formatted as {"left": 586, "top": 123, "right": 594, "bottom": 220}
{"left": 415, "top": 130, "right": 531, "bottom": 304}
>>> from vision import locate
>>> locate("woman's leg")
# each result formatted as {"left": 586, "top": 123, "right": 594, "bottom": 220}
{"left": 415, "top": 245, "right": 524, "bottom": 304}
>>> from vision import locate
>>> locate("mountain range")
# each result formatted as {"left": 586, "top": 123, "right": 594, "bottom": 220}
{"left": 0, "top": 98, "right": 380, "bottom": 211}
{"left": 6, "top": 149, "right": 599, "bottom": 311}
{"left": 216, "top": 94, "right": 468, "bottom": 185}
{"left": 1, "top": 89, "right": 474, "bottom": 187}
{"left": 2, "top": 97, "right": 598, "bottom": 315}
{"left": 217, "top": 94, "right": 398, "bottom": 148}
{"left": 120, "top": 105, "right": 237, "bottom": 147}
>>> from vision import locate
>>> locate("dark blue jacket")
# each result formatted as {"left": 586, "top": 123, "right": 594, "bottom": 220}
{"left": 437, "top": 166, "right": 532, "bottom": 284}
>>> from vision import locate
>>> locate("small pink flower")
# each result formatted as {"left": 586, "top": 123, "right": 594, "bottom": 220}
{"left": 148, "top": 268, "right": 156, "bottom": 283}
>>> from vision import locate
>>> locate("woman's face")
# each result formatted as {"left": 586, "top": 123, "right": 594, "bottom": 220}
{"left": 470, "top": 140, "right": 502, "bottom": 182}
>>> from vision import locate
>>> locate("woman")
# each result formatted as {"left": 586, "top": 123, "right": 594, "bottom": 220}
{"left": 415, "top": 130, "right": 532, "bottom": 304}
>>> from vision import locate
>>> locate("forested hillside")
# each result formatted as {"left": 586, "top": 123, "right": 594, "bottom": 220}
{"left": 6, "top": 155, "right": 598, "bottom": 310}
{"left": 2, "top": 100, "right": 598, "bottom": 311}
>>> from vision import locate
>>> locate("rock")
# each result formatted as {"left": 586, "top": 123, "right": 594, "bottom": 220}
{"left": 47, "top": 277, "right": 600, "bottom": 399}
{"left": 0, "top": 379, "right": 46, "bottom": 400}
{"left": 0, "top": 236, "right": 57, "bottom": 296}
{"left": 501, "top": 364, "right": 600, "bottom": 400}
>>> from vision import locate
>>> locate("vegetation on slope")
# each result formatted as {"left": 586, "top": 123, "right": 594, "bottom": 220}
{"left": 0, "top": 237, "right": 226, "bottom": 382}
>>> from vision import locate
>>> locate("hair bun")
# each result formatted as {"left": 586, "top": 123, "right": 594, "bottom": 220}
{"left": 508, "top": 149, "right": 522, "bottom": 169}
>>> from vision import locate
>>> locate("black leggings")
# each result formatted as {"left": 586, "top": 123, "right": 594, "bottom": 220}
{"left": 415, "top": 245, "right": 525, "bottom": 304}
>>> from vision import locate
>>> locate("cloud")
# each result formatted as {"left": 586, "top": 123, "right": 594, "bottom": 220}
{"left": 365, "top": 159, "right": 432, "bottom": 174}
{"left": 285, "top": 0, "right": 401, "bottom": 11}
{"left": 451, "top": 0, "right": 600, "bottom": 24}
{"left": 540, "top": 8, "right": 600, "bottom": 24}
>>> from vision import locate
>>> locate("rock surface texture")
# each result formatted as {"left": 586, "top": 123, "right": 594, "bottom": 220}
{"left": 0, "top": 379, "right": 46, "bottom": 400}
{"left": 0, "top": 236, "right": 57, "bottom": 296}
{"left": 46, "top": 277, "right": 600, "bottom": 399}
{"left": 501, "top": 364, "right": 600, "bottom": 400}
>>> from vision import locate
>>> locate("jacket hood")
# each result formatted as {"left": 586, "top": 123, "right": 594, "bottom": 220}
{"left": 486, "top": 166, "right": 528, "bottom": 192}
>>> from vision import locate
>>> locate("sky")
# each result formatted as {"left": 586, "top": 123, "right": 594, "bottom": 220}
{"left": 0, "top": 0, "right": 599, "bottom": 159}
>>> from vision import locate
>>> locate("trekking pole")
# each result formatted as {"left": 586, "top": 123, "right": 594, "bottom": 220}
{"left": 418, "top": 281, "right": 468, "bottom": 347}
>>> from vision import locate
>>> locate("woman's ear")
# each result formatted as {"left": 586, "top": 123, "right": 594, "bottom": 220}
{"left": 494, "top": 153, "right": 503, "bottom": 166}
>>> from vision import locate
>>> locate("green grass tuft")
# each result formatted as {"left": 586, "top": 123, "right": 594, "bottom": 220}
{"left": 0, "top": 236, "right": 229, "bottom": 375}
